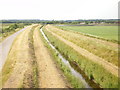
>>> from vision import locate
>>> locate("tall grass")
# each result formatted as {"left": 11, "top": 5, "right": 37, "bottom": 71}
{"left": 1, "top": 23, "right": 31, "bottom": 42}
{"left": 43, "top": 27, "right": 118, "bottom": 88}
{"left": 0, "top": 34, "right": 21, "bottom": 87}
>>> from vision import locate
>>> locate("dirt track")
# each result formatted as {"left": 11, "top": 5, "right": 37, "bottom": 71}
{"left": 2, "top": 24, "right": 69, "bottom": 88}
{"left": 2, "top": 25, "right": 37, "bottom": 88}
{"left": 45, "top": 25, "right": 118, "bottom": 77}
{"left": 33, "top": 26, "right": 68, "bottom": 88}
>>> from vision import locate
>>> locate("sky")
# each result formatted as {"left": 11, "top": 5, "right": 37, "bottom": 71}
{"left": 0, "top": 0, "right": 119, "bottom": 20}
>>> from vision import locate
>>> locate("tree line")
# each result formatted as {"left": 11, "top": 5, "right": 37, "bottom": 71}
{"left": 1, "top": 19, "right": 119, "bottom": 25}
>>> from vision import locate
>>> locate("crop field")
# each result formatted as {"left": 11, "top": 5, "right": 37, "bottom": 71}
{"left": 58, "top": 26, "right": 118, "bottom": 42}
{"left": 1, "top": 23, "right": 119, "bottom": 89}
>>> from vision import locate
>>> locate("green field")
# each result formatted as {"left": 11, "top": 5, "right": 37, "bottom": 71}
{"left": 58, "top": 26, "right": 118, "bottom": 41}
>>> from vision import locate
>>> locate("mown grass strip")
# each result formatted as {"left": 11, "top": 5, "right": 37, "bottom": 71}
{"left": 43, "top": 27, "right": 119, "bottom": 88}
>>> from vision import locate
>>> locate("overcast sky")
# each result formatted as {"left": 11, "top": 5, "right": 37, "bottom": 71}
{"left": 0, "top": 0, "right": 119, "bottom": 20}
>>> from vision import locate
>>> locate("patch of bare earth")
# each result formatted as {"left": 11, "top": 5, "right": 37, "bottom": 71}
{"left": 45, "top": 25, "right": 118, "bottom": 77}
{"left": 33, "top": 26, "right": 69, "bottom": 88}
{"left": 2, "top": 25, "right": 38, "bottom": 88}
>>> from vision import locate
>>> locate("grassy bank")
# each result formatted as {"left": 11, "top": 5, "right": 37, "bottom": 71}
{"left": 0, "top": 23, "right": 31, "bottom": 42}
{"left": 43, "top": 27, "right": 118, "bottom": 88}
{"left": 40, "top": 27, "right": 85, "bottom": 88}
{"left": 46, "top": 25, "right": 118, "bottom": 66}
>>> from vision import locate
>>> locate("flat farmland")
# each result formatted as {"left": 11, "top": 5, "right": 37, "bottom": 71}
{"left": 1, "top": 23, "right": 119, "bottom": 88}
{"left": 58, "top": 26, "right": 118, "bottom": 42}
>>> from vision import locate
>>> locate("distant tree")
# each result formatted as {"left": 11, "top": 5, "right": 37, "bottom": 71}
{"left": 85, "top": 21, "right": 89, "bottom": 24}
{"left": 90, "top": 21, "right": 93, "bottom": 23}
{"left": 9, "top": 24, "right": 18, "bottom": 30}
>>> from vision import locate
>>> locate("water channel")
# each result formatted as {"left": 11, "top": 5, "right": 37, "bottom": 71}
{"left": 40, "top": 28, "right": 100, "bottom": 89}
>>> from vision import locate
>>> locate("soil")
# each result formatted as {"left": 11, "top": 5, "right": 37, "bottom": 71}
{"left": 33, "top": 26, "right": 69, "bottom": 88}
{"left": 3, "top": 25, "right": 37, "bottom": 88}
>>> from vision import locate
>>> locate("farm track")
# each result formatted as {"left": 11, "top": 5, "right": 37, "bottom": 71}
{"left": 45, "top": 26, "right": 119, "bottom": 77}
{"left": 33, "top": 26, "right": 68, "bottom": 88}
{"left": 2, "top": 25, "right": 35, "bottom": 88}
{"left": 2, "top": 24, "right": 68, "bottom": 88}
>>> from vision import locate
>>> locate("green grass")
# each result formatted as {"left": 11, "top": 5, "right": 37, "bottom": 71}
{"left": 41, "top": 27, "right": 85, "bottom": 88}
{"left": 44, "top": 27, "right": 119, "bottom": 88}
{"left": 0, "top": 23, "right": 31, "bottom": 42}
{"left": 47, "top": 26, "right": 118, "bottom": 66}
{"left": 58, "top": 26, "right": 118, "bottom": 42}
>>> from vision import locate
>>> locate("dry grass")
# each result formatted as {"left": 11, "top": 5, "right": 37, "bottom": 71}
{"left": 1, "top": 24, "right": 38, "bottom": 88}
{"left": 33, "top": 26, "right": 68, "bottom": 88}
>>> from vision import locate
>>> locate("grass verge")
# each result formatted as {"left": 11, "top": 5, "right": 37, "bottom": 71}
{"left": 0, "top": 32, "right": 23, "bottom": 87}
{"left": 0, "top": 25, "right": 39, "bottom": 88}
